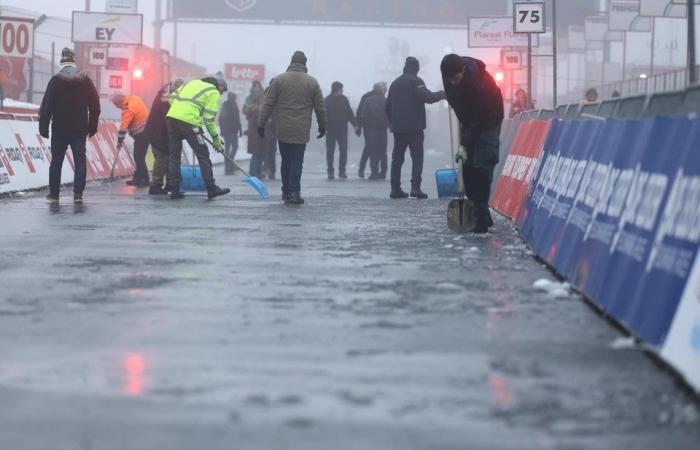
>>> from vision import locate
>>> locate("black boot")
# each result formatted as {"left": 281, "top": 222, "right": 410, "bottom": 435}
{"left": 410, "top": 189, "right": 428, "bottom": 200}
{"left": 207, "top": 185, "right": 231, "bottom": 200}
{"left": 149, "top": 185, "right": 168, "bottom": 195}
{"left": 390, "top": 188, "right": 409, "bottom": 199}
{"left": 327, "top": 169, "right": 335, "bottom": 180}
{"left": 170, "top": 191, "right": 185, "bottom": 200}
{"left": 285, "top": 192, "right": 305, "bottom": 205}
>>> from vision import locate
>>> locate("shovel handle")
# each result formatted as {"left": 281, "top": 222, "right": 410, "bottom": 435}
{"left": 457, "top": 160, "right": 465, "bottom": 199}
{"left": 202, "top": 135, "right": 251, "bottom": 178}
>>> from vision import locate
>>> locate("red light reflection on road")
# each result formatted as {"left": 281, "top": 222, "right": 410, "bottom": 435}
{"left": 123, "top": 353, "right": 146, "bottom": 396}
{"left": 489, "top": 374, "right": 514, "bottom": 407}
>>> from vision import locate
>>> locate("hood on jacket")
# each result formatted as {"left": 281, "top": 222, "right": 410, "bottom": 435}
{"left": 56, "top": 64, "right": 87, "bottom": 82}
{"left": 287, "top": 62, "right": 308, "bottom": 73}
{"left": 403, "top": 57, "right": 420, "bottom": 75}
{"left": 440, "top": 55, "right": 486, "bottom": 91}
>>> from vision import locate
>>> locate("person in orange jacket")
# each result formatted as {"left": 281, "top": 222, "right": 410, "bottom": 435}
{"left": 112, "top": 94, "right": 150, "bottom": 187}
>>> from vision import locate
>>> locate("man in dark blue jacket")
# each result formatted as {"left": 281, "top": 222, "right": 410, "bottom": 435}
{"left": 441, "top": 54, "right": 504, "bottom": 233}
{"left": 386, "top": 57, "right": 445, "bottom": 199}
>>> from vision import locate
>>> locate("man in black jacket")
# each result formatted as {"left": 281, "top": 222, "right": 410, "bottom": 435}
{"left": 386, "top": 57, "right": 444, "bottom": 199}
{"left": 441, "top": 54, "right": 504, "bottom": 233}
{"left": 324, "top": 81, "right": 358, "bottom": 179}
{"left": 39, "top": 47, "right": 100, "bottom": 204}
{"left": 218, "top": 92, "right": 243, "bottom": 176}
{"left": 357, "top": 82, "right": 389, "bottom": 180}
{"left": 146, "top": 79, "right": 183, "bottom": 195}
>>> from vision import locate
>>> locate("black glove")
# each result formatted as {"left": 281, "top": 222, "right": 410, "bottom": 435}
{"left": 317, "top": 127, "right": 326, "bottom": 139}
{"left": 39, "top": 128, "right": 49, "bottom": 139}
{"left": 257, "top": 127, "right": 265, "bottom": 138}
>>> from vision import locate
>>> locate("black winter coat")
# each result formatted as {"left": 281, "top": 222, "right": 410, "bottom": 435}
{"left": 324, "top": 94, "right": 356, "bottom": 135}
{"left": 39, "top": 65, "right": 100, "bottom": 138}
{"left": 442, "top": 56, "right": 504, "bottom": 133}
{"left": 386, "top": 70, "right": 444, "bottom": 134}
{"left": 145, "top": 87, "right": 170, "bottom": 149}
{"left": 219, "top": 96, "right": 242, "bottom": 138}
{"left": 358, "top": 92, "right": 389, "bottom": 130}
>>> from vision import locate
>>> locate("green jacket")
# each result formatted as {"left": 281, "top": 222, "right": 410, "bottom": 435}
{"left": 167, "top": 79, "right": 221, "bottom": 137}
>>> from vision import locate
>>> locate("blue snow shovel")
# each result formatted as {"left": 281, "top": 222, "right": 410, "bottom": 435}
{"left": 180, "top": 149, "right": 207, "bottom": 192}
{"left": 203, "top": 136, "right": 269, "bottom": 199}
{"left": 436, "top": 106, "right": 459, "bottom": 199}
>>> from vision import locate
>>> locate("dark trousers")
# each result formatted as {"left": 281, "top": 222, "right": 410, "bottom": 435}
{"left": 249, "top": 153, "right": 264, "bottom": 177}
{"left": 223, "top": 136, "right": 239, "bottom": 174}
{"left": 326, "top": 130, "right": 348, "bottom": 175}
{"left": 359, "top": 145, "right": 369, "bottom": 176}
{"left": 132, "top": 131, "right": 150, "bottom": 182}
{"left": 49, "top": 133, "right": 86, "bottom": 196}
{"left": 464, "top": 165, "right": 495, "bottom": 228}
{"left": 264, "top": 139, "right": 277, "bottom": 178}
{"left": 151, "top": 142, "right": 169, "bottom": 187}
{"left": 365, "top": 128, "right": 388, "bottom": 176}
{"left": 279, "top": 142, "right": 306, "bottom": 196}
{"left": 390, "top": 130, "right": 424, "bottom": 190}
{"left": 167, "top": 118, "right": 215, "bottom": 189}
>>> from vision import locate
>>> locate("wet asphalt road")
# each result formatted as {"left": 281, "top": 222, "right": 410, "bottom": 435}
{"left": 0, "top": 147, "right": 698, "bottom": 450}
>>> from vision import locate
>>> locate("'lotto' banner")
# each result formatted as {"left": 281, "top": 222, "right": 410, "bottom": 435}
{"left": 491, "top": 119, "right": 551, "bottom": 219}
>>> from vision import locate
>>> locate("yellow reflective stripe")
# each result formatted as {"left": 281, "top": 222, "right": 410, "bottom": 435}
{"left": 192, "top": 87, "right": 217, "bottom": 100}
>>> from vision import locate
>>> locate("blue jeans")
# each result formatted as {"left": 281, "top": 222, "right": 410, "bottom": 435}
{"left": 278, "top": 142, "right": 306, "bottom": 196}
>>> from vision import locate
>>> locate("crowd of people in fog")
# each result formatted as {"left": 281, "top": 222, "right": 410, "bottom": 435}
{"left": 38, "top": 45, "right": 505, "bottom": 233}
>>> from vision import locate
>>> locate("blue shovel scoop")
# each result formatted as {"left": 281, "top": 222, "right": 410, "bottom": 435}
{"left": 204, "top": 136, "right": 269, "bottom": 199}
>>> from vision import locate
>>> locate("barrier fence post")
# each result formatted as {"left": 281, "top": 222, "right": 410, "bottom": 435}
{"left": 689, "top": 0, "right": 697, "bottom": 84}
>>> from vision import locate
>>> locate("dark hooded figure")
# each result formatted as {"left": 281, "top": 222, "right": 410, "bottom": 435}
{"left": 441, "top": 53, "right": 504, "bottom": 234}
{"left": 39, "top": 47, "right": 100, "bottom": 204}
{"left": 219, "top": 92, "right": 243, "bottom": 175}
{"left": 324, "top": 81, "right": 358, "bottom": 179}
{"left": 386, "top": 56, "right": 445, "bottom": 199}
{"left": 357, "top": 82, "right": 389, "bottom": 180}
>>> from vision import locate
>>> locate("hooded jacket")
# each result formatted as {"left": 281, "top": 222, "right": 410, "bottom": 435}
{"left": 39, "top": 64, "right": 100, "bottom": 138}
{"left": 218, "top": 93, "right": 242, "bottom": 138}
{"left": 324, "top": 92, "right": 356, "bottom": 135}
{"left": 357, "top": 87, "right": 389, "bottom": 131}
{"left": 257, "top": 62, "right": 326, "bottom": 145}
{"left": 441, "top": 56, "right": 504, "bottom": 132}
{"left": 116, "top": 95, "right": 149, "bottom": 140}
{"left": 386, "top": 63, "right": 444, "bottom": 134}
{"left": 146, "top": 85, "right": 173, "bottom": 149}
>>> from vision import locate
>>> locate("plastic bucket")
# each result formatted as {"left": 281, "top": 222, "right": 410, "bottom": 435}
{"left": 180, "top": 165, "right": 207, "bottom": 191}
{"left": 435, "top": 168, "right": 458, "bottom": 199}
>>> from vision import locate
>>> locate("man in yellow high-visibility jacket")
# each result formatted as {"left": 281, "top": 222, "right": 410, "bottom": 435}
{"left": 166, "top": 76, "right": 230, "bottom": 200}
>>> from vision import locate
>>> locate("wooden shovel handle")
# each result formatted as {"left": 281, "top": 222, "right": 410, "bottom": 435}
{"left": 457, "top": 161, "right": 465, "bottom": 199}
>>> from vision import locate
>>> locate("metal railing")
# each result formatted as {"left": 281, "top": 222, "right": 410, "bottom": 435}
{"left": 561, "top": 66, "right": 700, "bottom": 103}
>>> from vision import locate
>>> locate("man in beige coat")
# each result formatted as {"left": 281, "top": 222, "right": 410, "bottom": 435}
{"left": 258, "top": 51, "right": 326, "bottom": 205}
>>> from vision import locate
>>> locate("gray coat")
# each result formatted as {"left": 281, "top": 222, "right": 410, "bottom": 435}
{"left": 258, "top": 63, "right": 327, "bottom": 144}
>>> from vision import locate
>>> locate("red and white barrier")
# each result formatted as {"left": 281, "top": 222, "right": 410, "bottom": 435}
{"left": 0, "top": 117, "right": 135, "bottom": 194}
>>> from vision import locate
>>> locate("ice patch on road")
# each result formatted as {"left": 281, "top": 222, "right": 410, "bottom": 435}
{"left": 609, "top": 336, "right": 639, "bottom": 350}
{"left": 532, "top": 278, "right": 571, "bottom": 297}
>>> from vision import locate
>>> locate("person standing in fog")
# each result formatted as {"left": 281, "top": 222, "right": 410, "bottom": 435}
{"left": 39, "top": 47, "right": 100, "bottom": 204}
{"left": 509, "top": 88, "right": 532, "bottom": 118}
{"left": 146, "top": 79, "right": 184, "bottom": 195}
{"left": 386, "top": 56, "right": 445, "bottom": 199}
{"left": 218, "top": 92, "right": 243, "bottom": 175}
{"left": 257, "top": 51, "right": 326, "bottom": 205}
{"left": 357, "top": 82, "right": 389, "bottom": 180}
{"left": 261, "top": 79, "right": 278, "bottom": 180}
{"left": 324, "top": 81, "right": 359, "bottom": 179}
{"left": 244, "top": 81, "right": 266, "bottom": 178}
{"left": 441, "top": 53, "right": 504, "bottom": 234}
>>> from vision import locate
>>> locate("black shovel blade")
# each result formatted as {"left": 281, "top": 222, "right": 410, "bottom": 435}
{"left": 447, "top": 198, "right": 475, "bottom": 233}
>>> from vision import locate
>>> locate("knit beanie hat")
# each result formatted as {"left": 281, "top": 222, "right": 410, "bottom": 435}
{"left": 404, "top": 56, "right": 420, "bottom": 75}
{"left": 331, "top": 81, "right": 343, "bottom": 92}
{"left": 291, "top": 51, "right": 307, "bottom": 65}
{"left": 60, "top": 47, "right": 76, "bottom": 64}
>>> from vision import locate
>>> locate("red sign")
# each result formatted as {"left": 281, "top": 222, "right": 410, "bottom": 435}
{"left": 109, "top": 75, "right": 123, "bottom": 89}
{"left": 492, "top": 120, "right": 551, "bottom": 220}
{"left": 224, "top": 63, "right": 265, "bottom": 81}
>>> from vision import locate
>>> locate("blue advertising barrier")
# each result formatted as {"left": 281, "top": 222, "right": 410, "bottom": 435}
{"left": 517, "top": 115, "right": 700, "bottom": 351}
